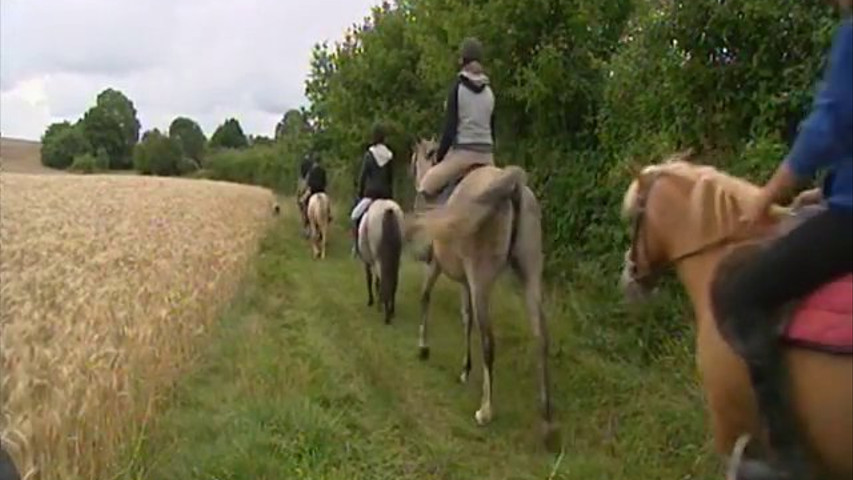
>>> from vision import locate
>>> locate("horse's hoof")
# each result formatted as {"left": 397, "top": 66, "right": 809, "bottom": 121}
{"left": 475, "top": 407, "right": 492, "bottom": 426}
{"left": 459, "top": 370, "right": 469, "bottom": 384}
{"left": 367, "top": 300, "right": 374, "bottom": 307}
{"left": 542, "top": 421, "right": 561, "bottom": 453}
{"left": 418, "top": 346, "right": 430, "bottom": 360}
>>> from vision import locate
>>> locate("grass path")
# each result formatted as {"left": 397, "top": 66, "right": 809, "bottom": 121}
{"left": 123, "top": 202, "right": 720, "bottom": 480}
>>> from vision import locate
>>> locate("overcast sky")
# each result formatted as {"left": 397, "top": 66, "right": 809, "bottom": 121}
{"left": 0, "top": 0, "right": 380, "bottom": 141}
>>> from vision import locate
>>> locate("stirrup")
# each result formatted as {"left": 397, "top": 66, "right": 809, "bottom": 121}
{"left": 727, "top": 434, "right": 753, "bottom": 480}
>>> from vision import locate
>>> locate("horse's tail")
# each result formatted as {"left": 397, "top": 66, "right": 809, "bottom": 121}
{"left": 379, "top": 207, "right": 402, "bottom": 312}
{"left": 408, "top": 166, "right": 527, "bottom": 244}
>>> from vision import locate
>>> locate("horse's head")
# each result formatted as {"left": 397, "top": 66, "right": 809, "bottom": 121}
{"left": 618, "top": 152, "right": 780, "bottom": 304}
{"left": 410, "top": 137, "right": 438, "bottom": 187}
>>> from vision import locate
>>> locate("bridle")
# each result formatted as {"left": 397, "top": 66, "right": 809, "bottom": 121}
{"left": 625, "top": 172, "right": 748, "bottom": 285}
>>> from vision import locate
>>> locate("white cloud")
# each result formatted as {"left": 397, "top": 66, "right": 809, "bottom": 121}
{"left": 0, "top": 0, "right": 381, "bottom": 140}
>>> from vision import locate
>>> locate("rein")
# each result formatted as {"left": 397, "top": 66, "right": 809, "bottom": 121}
{"left": 628, "top": 172, "right": 743, "bottom": 283}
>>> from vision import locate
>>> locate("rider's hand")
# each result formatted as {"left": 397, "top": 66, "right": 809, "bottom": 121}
{"left": 790, "top": 188, "right": 822, "bottom": 210}
{"left": 740, "top": 190, "right": 773, "bottom": 230}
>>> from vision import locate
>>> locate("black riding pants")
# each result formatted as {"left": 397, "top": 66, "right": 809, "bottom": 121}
{"left": 716, "top": 207, "right": 853, "bottom": 354}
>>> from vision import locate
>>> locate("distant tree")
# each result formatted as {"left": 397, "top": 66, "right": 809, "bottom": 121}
{"left": 133, "top": 128, "right": 182, "bottom": 176}
{"left": 274, "top": 109, "right": 308, "bottom": 140}
{"left": 209, "top": 118, "right": 249, "bottom": 149}
{"left": 81, "top": 88, "right": 140, "bottom": 169}
{"left": 40, "top": 121, "right": 91, "bottom": 169}
{"left": 168, "top": 116, "right": 207, "bottom": 161}
{"left": 250, "top": 134, "right": 274, "bottom": 146}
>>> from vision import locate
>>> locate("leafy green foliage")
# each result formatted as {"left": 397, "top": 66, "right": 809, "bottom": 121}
{"left": 169, "top": 117, "right": 207, "bottom": 162}
{"left": 69, "top": 153, "right": 99, "bottom": 174}
{"left": 209, "top": 118, "right": 249, "bottom": 150}
{"left": 204, "top": 142, "right": 299, "bottom": 193}
{"left": 40, "top": 121, "right": 91, "bottom": 170}
{"left": 177, "top": 157, "right": 201, "bottom": 176}
{"left": 303, "top": 0, "right": 838, "bottom": 274}
{"left": 274, "top": 109, "right": 309, "bottom": 140}
{"left": 133, "top": 129, "right": 183, "bottom": 176}
{"left": 81, "top": 88, "right": 141, "bottom": 169}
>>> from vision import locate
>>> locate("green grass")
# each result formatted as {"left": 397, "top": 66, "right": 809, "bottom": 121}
{"left": 121, "top": 202, "right": 721, "bottom": 480}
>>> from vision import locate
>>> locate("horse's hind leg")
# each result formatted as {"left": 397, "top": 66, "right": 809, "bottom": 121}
{"left": 418, "top": 260, "right": 441, "bottom": 360}
{"left": 512, "top": 187, "right": 557, "bottom": 448}
{"left": 459, "top": 282, "right": 473, "bottom": 384}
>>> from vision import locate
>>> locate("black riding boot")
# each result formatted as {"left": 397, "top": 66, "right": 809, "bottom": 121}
{"left": 722, "top": 309, "right": 812, "bottom": 480}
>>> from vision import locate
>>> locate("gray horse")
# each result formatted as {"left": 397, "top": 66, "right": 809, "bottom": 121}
{"left": 407, "top": 138, "right": 557, "bottom": 449}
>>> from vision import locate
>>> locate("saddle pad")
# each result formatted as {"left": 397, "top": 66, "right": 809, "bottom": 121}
{"left": 782, "top": 274, "right": 853, "bottom": 354}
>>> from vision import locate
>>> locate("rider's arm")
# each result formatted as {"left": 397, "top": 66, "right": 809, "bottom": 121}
{"left": 357, "top": 153, "right": 369, "bottom": 197}
{"left": 490, "top": 110, "right": 496, "bottom": 145}
{"left": 785, "top": 19, "right": 852, "bottom": 180}
{"left": 437, "top": 80, "right": 460, "bottom": 163}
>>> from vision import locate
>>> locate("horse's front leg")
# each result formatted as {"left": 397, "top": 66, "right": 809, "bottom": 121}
{"left": 459, "top": 282, "right": 473, "bottom": 384}
{"left": 418, "top": 260, "right": 441, "bottom": 360}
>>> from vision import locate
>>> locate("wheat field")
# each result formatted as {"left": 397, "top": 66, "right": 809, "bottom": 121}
{"left": 0, "top": 172, "right": 275, "bottom": 480}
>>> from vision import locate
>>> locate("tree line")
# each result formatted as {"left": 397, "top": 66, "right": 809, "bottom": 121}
{"left": 39, "top": 88, "right": 310, "bottom": 177}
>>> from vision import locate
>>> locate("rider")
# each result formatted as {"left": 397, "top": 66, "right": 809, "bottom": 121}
{"left": 350, "top": 124, "right": 394, "bottom": 255}
{"left": 714, "top": 7, "right": 852, "bottom": 479}
{"left": 300, "top": 154, "right": 327, "bottom": 215}
{"left": 415, "top": 37, "right": 496, "bottom": 209}
{"left": 298, "top": 151, "right": 316, "bottom": 197}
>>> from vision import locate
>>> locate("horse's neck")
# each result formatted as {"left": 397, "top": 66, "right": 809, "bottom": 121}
{"left": 673, "top": 251, "right": 725, "bottom": 328}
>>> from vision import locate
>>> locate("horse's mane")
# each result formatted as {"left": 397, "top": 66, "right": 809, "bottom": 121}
{"left": 621, "top": 153, "right": 768, "bottom": 239}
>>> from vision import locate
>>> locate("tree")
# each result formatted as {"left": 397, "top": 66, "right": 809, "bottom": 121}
{"left": 81, "top": 88, "right": 140, "bottom": 169}
{"left": 209, "top": 118, "right": 249, "bottom": 149}
{"left": 274, "top": 109, "right": 309, "bottom": 140}
{"left": 168, "top": 116, "right": 207, "bottom": 161}
{"left": 40, "top": 121, "right": 91, "bottom": 170}
{"left": 133, "top": 128, "right": 182, "bottom": 176}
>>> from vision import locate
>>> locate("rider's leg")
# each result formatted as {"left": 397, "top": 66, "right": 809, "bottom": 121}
{"left": 713, "top": 208, "right": 853, "bottom": 478}
{"left": 417, "top": 149, "right": 494, "bottom": 199}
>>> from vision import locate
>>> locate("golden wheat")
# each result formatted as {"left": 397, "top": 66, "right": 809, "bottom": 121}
{"left": 0, "top": 172, "right": 275, "bottom": 480}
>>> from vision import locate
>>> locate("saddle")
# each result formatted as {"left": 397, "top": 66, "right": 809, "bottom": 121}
{"left": 752, "top": 204, "right": 853, "bottom": 355}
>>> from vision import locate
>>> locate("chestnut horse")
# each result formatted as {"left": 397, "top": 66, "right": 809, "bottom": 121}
{"left": 619, "top": 154, "right": 852, "bottom": 479}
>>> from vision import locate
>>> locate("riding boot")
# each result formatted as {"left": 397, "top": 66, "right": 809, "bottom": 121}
{"left": 732, "top": 311, "right": 811, "bottom": 480}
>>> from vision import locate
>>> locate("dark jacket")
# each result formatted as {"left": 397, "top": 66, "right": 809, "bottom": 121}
{"left": 437, "top": 61, "right": 496, "bottom": 163}
{"left": 300, "top": 155, "right": 315, "bottom": 179}
{"left": 358, "top": 143, "right": 394, "bottom": 199}
{"left": 306, "top": 163, "right": 327, "bottom": 193}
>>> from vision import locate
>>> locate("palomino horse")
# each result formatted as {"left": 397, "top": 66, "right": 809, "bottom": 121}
{"left": 407, "top": 138, "right": 556, "bottom": 448}
{"left": 306, "top": 192, "right": 331, "bottom": 259}
{"left": 619, "top": 154, "right": 852, "bottom": 479}
{"left": 355, "top": 199, "right": 404, "bottom": 324}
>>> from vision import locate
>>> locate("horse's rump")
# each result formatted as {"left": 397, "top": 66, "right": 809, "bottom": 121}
{"left": 411, "top": 165, "right": 526, "bottom": 246}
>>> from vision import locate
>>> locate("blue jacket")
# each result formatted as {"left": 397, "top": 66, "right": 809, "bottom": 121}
{"left": 786, "top": 18, "right": 852, "bottom": 211}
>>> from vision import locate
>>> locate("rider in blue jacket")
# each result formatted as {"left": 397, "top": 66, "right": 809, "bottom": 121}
{"left": 715, "top": 10, "right": 852, "bottom": 480}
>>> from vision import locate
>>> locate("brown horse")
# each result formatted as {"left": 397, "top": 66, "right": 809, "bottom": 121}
{"left": 306, "top": 192, "right": 331, "bottom": 259}
{"left": 407, "top": 138, "right": 556, "bottom": 449}
{"left": 619, "top": 153, "right": 852, "bottom": 479}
